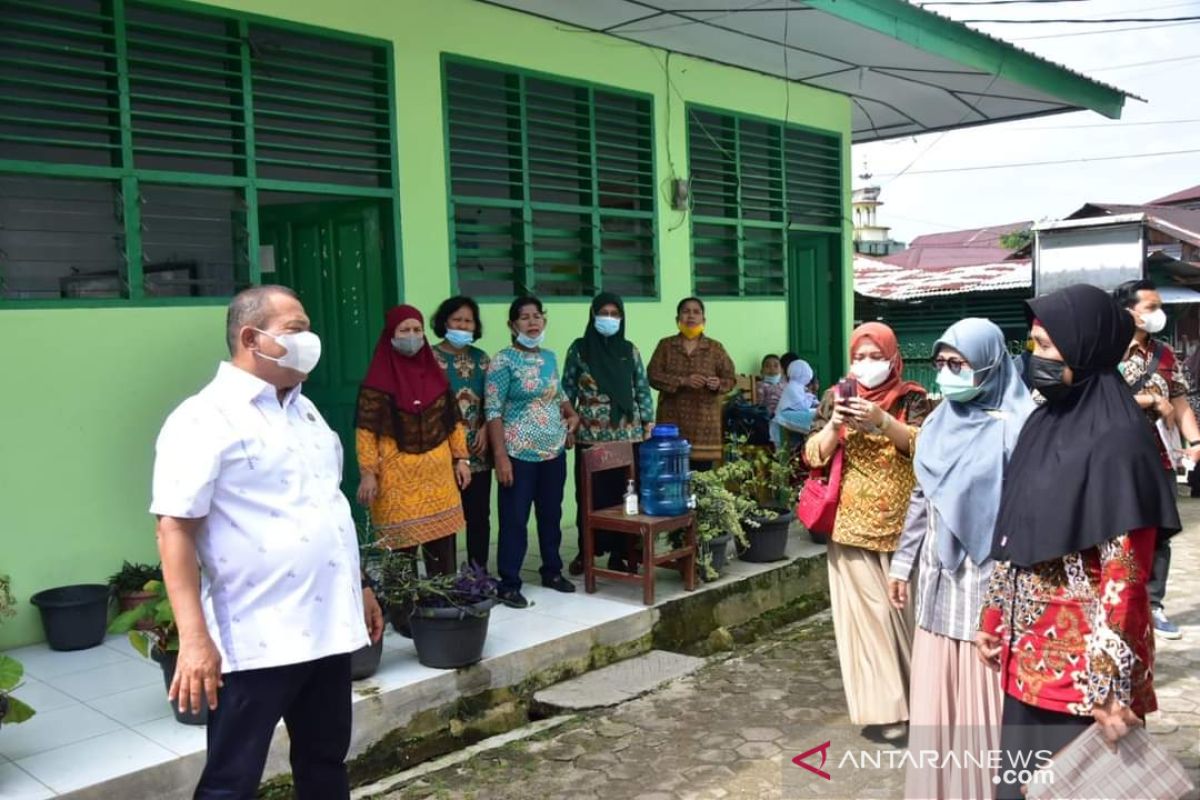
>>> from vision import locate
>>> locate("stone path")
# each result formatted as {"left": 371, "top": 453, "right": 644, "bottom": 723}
{"left": 377, "top": 501, "right": 1200, "bottom": 800}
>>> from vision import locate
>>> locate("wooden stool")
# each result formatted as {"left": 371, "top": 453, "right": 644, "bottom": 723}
{"left": 580, "top": 442, "right": 697, "bottom": 605}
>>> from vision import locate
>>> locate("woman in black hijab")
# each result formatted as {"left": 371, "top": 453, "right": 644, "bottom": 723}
{"left": 562, "top": 293, "right": 656, "bottom": 575}
{"left": 975, "top": 284, "right": 1179, "bottom": 799}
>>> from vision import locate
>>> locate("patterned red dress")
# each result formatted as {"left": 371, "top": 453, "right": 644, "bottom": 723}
{"left": 979, "top": 527, "right": 1157, "bottom": 717}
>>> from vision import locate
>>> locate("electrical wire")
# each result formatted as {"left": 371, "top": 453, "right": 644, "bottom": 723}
{"left": 876, "top": 147, "right": 1200, "bottom": 177}
{"left": 1014, "top": 18, "right": 1200, "bottom": 38}
{"left": 961, "top": 15, "right": 1200, "bottom": 23}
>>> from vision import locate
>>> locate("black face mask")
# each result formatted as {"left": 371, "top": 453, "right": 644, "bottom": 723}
{"left": 1029, "top": 354, "right": 1072, "bottom": 402}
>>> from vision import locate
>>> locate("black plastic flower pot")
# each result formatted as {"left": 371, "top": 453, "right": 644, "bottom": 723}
{"left": 410, "top": 599, "right": 495, "bottom": 669}
{"left": 151, "top": 649, "right": 208, "bottom": 726}
{"left": 29, "top": 584, "right": 109, "bottom": 651}
{"left": 350, "top": 637, "right": 384, "bottom": 681}
{"left": 702, "top": 533, "right": 733, "bottom": 577}
{"left": 740, "top": 509, "right": 793, "bottom": 563}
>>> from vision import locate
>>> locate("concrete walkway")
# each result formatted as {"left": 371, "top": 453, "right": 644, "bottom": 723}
{"left": 377, "top": 503, "right": 1200, "bottom": 800}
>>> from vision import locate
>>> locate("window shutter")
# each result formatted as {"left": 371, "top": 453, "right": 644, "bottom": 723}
{"left": 0, "top": 0, "right": 122, "bottom": 167}
{"left": 445, "top": 59, "right": 656, "bottom": 298}
{"left": 247, "top": 25, "right": 392, "bottom": 187}
{"left": 688, "top": 107, "right": 841, "bottom": 297}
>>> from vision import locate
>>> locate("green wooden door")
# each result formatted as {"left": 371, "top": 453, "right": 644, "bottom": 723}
{"left": 787, "top": 233, "right": 841, "bottom": 387}
{"left": 259, "top": 200, "right": 387, "bottom": 506}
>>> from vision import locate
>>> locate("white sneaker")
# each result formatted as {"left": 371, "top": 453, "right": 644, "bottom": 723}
{"left": 1153, "top": 608, "right": 1182, "bottom": 640}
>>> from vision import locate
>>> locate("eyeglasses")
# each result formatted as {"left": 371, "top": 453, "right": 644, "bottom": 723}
{"left": 932, "top": 356, "right": 969, "bottom": 374}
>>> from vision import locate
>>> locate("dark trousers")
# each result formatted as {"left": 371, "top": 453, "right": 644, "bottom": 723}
{"left": 995, "top": 694, "right": 1090, "bottom": 800}
{"left": 1148, "top": 529, "right": 1172, "bottom": 610}
{"left": 573, "top": 442, "right": 636, "bottom": 559}
{"left": 398, "top": 534, "right": 457, "bottom": 577}
{"left": 497, "top": 453, "right": 566, "bottom": 592}
{"left": 195, "top": 653, "right": 352, "bottom": 800}
{"left": 460, "top": 468, "right": 493, "bottom": 571}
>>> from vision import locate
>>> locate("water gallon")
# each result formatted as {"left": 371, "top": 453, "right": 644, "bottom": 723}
{"left": 639, "top": 424, "right": 691, "bottom": 516}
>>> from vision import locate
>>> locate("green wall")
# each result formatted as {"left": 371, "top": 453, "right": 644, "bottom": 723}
{"left": 0, "top": 0, "right": 852, "bottom": 647}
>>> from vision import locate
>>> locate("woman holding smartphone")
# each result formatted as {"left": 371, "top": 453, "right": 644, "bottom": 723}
{"left": 804, "top": 322, "right": 931, "bottom": 741}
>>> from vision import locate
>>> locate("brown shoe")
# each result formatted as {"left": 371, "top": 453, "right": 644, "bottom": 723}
{"left": 568, "top": 555, "right": 584, "bottom": 576}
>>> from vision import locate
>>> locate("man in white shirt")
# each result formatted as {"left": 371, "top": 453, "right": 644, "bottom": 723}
{"left": 151, "top": 285, "right": 384, "bottom": 799}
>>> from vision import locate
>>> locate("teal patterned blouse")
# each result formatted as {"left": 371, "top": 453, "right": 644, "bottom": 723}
{"left": 485, "top": 346, "right": 568, "bottom": 463}
{"left": 431, "top": 343, "right": 491, "bottom": 473}
{"left": 562, "top": 341, "right": 654, "bottom": 444}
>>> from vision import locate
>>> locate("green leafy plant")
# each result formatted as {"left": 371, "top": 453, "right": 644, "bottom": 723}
{"left": 107, "top": 561, "right": 162, "bottom": 595}
{"left": 367, "top": 546, "right": 497, "bottom": 616}
{"left": 724, "top": 434, "right": 797, "bottom": 511}
{"left": 680, "top": 466, "right": 758, "bottom": 579}
{"left": 108, "top": 579, "right": 178, "bottom": 657}
{"left": 0, "top": 575, "right": 35, "bottom": 727}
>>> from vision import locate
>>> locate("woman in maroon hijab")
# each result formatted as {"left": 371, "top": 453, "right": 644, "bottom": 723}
{"left": 356, "top": 306, "right": 472, "bottom": 578}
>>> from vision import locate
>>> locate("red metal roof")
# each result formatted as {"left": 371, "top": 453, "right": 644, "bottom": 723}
{"left": 1148, "top": 185, "right": 1200, "bottom": 207}
{"left": 880, "top": 221, "right": 1031, "bottom": 270}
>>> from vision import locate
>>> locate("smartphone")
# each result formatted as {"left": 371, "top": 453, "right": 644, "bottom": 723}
{"left": 837, "top": 376, "right": 858, "bottom": 402}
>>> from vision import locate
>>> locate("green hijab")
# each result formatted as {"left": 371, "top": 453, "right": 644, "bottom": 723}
{"left": 579, "top": 292, "right": 636, "bottom": 424}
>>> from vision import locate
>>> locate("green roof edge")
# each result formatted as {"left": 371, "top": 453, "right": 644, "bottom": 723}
{"left": 806, "top": 0, "right": 1128, "bottom": 120}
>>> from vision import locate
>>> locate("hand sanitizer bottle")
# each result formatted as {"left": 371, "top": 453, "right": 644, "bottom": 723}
{"left": 624, "top": 479, "right": 638, "bottom": 515}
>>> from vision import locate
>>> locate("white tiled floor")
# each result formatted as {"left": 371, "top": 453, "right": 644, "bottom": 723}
{"left": 0, "top": 530, "right": 823, "bottom": 797}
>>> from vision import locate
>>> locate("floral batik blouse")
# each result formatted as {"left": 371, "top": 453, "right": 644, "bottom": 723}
{"left": 432, "top": 344, "right": 490, "bottom": 473}
{"left": 485, "top": 346, "right": 568, "bottom": 463}
{"left": 803, "top": 390, "right": 932, "bottom": 552}
{"left": 979, "top": 528, "right": 1157, "bottom": 717}
{"left": 561, "top": 342, "right": 655, "bottom": 444}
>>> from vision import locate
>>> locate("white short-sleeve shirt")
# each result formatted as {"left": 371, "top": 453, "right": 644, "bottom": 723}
{"left": 150, "top": 362, "right": 368, "bottom": 673}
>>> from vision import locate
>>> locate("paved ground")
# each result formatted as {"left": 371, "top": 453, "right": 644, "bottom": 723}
{"left": 379, "top": 500, "right": 1200, "bottom": 800}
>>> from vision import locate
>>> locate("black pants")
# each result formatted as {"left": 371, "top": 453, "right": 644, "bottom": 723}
{"left": 460, "top": 468, "right": 493, "bottom": 571}
{"left": 1148, "top": 529, "right": 1172, "bottom": 610}
{"left": 195, "top": 653, "right": 352, "bottom": 800}
{"left": 497, "top": 453, "right": 566, "bottom": 592}
{"left": 995, "top": 695, "right": 1090, "bottom": 800}
{"left": 573, "top": 442, "right": 636, "bottom": 559}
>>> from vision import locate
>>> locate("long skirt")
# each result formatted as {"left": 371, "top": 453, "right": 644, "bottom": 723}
{"left": 827, "top": 541, "right": 915, "bottom": 726}
{"left": 904, "top": 627, "right": 1004, "bottom": 800}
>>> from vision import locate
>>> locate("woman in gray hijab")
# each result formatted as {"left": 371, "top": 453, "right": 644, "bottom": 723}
{"left": 887, "top": 318, "right": 1034, "bottom": 800}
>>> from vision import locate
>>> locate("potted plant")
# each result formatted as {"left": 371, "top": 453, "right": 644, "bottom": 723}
{"left": 725, "top": 436, "right": 797, "bottom": 562}
{"left": 373, "top": 548, "right": 498, "bottom": 669}
{"left": 0, "top": 575, "right": 35, "bottom": 729}
{"left": 107, "top": 561, "right": 162, "bottom": 631}
{"left": 108, "top": 579, "right": 207, "bottom": 725}
{"left": 683, "top": 467, "right": 756, "bottom": 581}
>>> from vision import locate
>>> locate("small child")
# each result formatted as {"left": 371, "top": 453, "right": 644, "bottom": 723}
{"left": 758, "top": 354, "right": 785, "bottom": 416}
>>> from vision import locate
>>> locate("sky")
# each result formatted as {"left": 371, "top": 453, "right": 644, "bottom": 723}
{"left": 855, "top": 0, "right": 1200, "bottom": 244}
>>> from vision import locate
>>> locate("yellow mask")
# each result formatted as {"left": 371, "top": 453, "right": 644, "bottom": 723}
{"left": 678, "top": 322, "right": 704, "bottom": 340}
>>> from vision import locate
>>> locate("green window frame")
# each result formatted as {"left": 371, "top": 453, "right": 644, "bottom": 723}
{"left": 687, "top": 105, "right": 842, "bottom": 298}
{"left": 443, "top": 56, "right": 658, "bottom": 300}
{"left": 0, "top": 0, "right": 398, "bottom": 307}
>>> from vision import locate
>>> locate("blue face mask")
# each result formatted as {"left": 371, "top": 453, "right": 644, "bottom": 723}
{"left": 516, "top": 331, "right": 544, "bottom": 349}
{"left": 444, "top": 329, "right": 474, "bottom": 348}
{"left": 594, "top": 316, "right": 621, "bottom": 337}
{"left": 761, "top": 374, "right": 782, "bottom": 385}
{"left": 937, "top": 367, "right": 982, "bottom": 402}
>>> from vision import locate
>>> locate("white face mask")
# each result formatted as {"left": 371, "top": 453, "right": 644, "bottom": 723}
{"left": 253, "top": 329, "right": 322, "bottom": 374}
{"left": 850, "top": 358, "right": 892, "bottom": 389}
{"left": 1141, "top": 308, "right": 1167, "bottom": 334}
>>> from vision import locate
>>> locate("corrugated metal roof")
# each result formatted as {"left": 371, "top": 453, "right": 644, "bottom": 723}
{"left": 1148, "top": 184, "right": 1200, "bottom": 207}
{"left": 855, "top": 254, "right": 1031, "bottom": 301}
{"left": 1069, "top": 203, "right": 1200, "bottom": 248}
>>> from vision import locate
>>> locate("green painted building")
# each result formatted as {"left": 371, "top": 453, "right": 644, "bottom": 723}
{"left": 0, "top": 0, "right": 1126, "bottom": 646}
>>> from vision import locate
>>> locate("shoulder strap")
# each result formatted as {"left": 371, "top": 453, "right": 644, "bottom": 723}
{"left": 1130, "top": 343, "right": 1163, "bottom": 394}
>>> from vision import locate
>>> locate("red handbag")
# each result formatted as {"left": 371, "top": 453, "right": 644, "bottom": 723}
{"left": 796, "top": 443, "right": 844, "bottom": 535}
